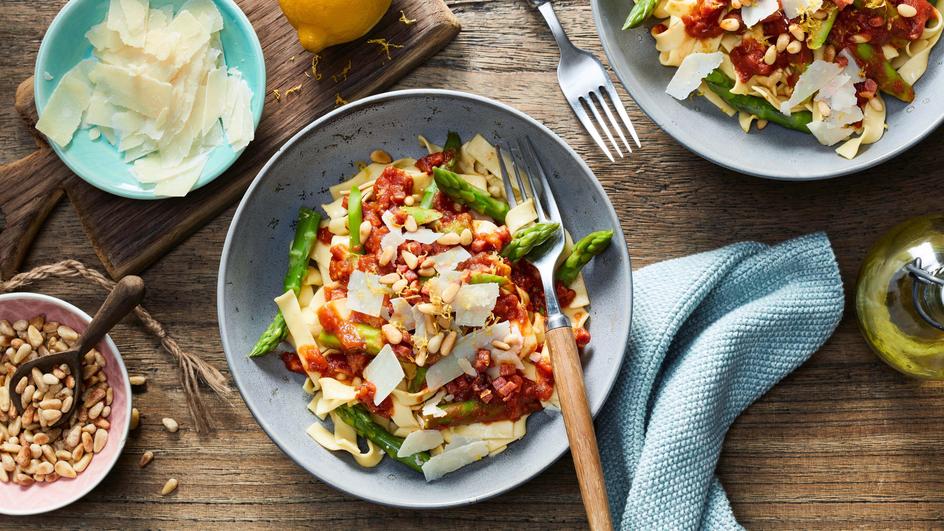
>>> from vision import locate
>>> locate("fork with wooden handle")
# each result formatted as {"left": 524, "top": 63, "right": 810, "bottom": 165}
{"left": 497, "top": 138, "right": 613, "bottom": 531}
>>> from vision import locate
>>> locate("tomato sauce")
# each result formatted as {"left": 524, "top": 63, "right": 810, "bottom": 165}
{"left": 355, "top": 382, "right": 394, "bottom": 417}
{"left": 371, "top": 167, "right": 413, "bottom": 211}
{"left": 280, "top": 352, "right": 306, "bottom": 374}
{"left": 729, "top": 37, "right": 812, "bottom": 82}
{"left": 318, "top": 305, "right": 367, "bottom": 353}
{"left": 831, "top": 0, "right": 933, "bottom": 48}
{"left": 414, "top": 151, "right": 454, "bottom": 174}
{"left": 683, "top": 0, "right": 727, "bottom": 38}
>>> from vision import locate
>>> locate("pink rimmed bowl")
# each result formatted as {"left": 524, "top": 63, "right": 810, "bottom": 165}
{"left": 0, "top": 292, "right": 131, "bottom": 515}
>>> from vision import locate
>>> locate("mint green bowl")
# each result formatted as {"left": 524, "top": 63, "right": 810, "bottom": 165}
{"left": 34, "top": 0, "right": 265, "bottom": 200}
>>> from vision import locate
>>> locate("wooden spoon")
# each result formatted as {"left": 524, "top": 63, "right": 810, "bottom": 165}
{"left": 8, "top": 275, "right": 144, "bottom": 428}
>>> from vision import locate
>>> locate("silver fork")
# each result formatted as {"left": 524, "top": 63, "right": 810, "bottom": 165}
{"left": 529, "top": 0, "right": 641, "bottom": 162}
{"left": 497, "top": 138, "right": 613, "bottom": 531}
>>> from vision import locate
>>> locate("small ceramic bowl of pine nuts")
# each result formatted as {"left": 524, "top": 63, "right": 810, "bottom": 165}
{"left": 0, "top": 292, "right": 131, "bottom": 515}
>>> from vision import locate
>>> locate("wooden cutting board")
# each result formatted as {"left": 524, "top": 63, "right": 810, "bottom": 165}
{"left": 0, "top": 0, "right": 459, "bottom": 279}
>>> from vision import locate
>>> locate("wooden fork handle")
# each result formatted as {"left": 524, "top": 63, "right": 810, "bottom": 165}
{"left": 546, "top": 325, "right": 613, "bottom": 531}
{"left": 77, "top": 276, "right": 145, "bottom": 355}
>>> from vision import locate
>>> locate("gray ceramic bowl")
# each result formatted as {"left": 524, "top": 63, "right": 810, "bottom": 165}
{"left": 217, "top": 89, "right": 632, "bottom": 508}
{"left": 593, "top": 0, "right": 944, "bottom": 180}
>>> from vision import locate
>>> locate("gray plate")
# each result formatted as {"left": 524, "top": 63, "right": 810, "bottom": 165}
{"left": 217, "top": 89, "right": 633, "bottom": 508}
{"left": 593, "top": 0, "right": 944, "bottom": 180}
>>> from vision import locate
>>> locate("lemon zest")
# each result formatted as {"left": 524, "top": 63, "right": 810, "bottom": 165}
{"left": 367, "top": 38, "right": 404, "bottom": 60}
{"left": 335, "top": 92, "right": 349, "bottom": 106}
{"left": 399, "top": 10, "right": 416, "bottom": 25}
{"left": 272, "top": 88, "right": 282, "bottom": 102}
{"left": 332, "top": 59, "right": 353, "bottom": 83}
{"left": 312, "top": 54, "right": 323, "bottom": 80}
{"left": 285, "top": 84, "right": 303, "bottom": 96}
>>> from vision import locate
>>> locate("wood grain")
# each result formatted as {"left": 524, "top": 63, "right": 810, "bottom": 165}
{"left": 546, "top": 325, "right": 612, "bottom": 531}
{"left": 3, "top": 0, "right": 944, "bottom": 528}
{"left": 4, "top": 0, "right": 459, "bottom": 279}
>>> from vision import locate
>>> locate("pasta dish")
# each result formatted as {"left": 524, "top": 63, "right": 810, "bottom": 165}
{"left": 624, "top": 0, "right": 943, "bottom": 158}
{"left": 248, "top": 133, "right": 612, "bottom": 480}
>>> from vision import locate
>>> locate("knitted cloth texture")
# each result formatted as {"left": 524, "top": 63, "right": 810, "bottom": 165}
{"left": 598, "top": 233, "right": 844, "bottom": 530}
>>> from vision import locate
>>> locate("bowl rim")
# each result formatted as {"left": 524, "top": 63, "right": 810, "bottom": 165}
{"left": 590, "top": 0, "right": 944, "bottom": 181}
{"left": 0, "top": 292, "right": 132, "bottom": 516}
{"left": 217, "top": 88, "right": 633, "bottom": 508}
{"left": 32, "top": 0, "right": 266, "bottom": 200}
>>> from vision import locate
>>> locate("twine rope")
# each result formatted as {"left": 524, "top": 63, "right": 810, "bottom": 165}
{"left": 0, "top": 259, "right": 231, "bottom": 432}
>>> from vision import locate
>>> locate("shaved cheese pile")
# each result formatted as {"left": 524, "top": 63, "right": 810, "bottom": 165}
{"left": 741, "top": 0, "right": 779, "bottom": 27}
{"left": 425, "top": 322, "right": 512, "bottom": 390}
{"left": 363, "top": 345, "right": 404, "bottom": 406}
{"left": 778, "top": 60, "right": 863, "bottom": 146}
{"left": 666, "top": 52, "right": 724, "bottom": 100}
{"left": 34, "top": 0, "right": 255, "bottom": 197}
{"left": 421, "top": 440, "right": 490, "bottom": 481}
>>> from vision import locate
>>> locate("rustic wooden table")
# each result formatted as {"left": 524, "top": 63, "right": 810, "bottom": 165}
{"left": 3, "top": 0, "right": 944, "bottom": 528}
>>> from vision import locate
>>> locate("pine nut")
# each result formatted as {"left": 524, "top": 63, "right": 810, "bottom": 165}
{"left": 823, "top": 44, "right": 837, "bottom": 62}
{"left": 403, "top": 196, "right": 415, "bottom": 206}
{"left": 88, "top": 401, "right": 104, "bottom": 420}
{"left": 379, "top": 273, "right": 400, "bottom": 285}
{"left": 416, "top": 303, "right": 438, "bottom": 315}
{"left": 129, "top": 375, "right": 147, "bottom": 386}
{"left": 81, "top": 431, "right": 93, "bottom": 453}
{"left": 35, "top": 461, "right": 53, "bottom": 475}
{"left": 74, "top": 453, "right": 92, "bottom": 472}
{"left": 719, "top": 18, "right": 740, "bottom": 31}
{"left": 776, "top": 33, "right": 790, "bottom": 52}
{"left": 437, "top": 232, "right": 461, "bottom": 245}
{"left": 370, "top": 149, "right": 392, "bottom": 164}
{"left": 139, "top": 450, "right": 154, "bottom": 468}
{"left": 898, "top": 3, "right": 917, "bottom": 17}
{"left": 492, "top": 340, "right": 512, "bottom": 351}
{"left": 93, "top": 428, "right": 107, "bottom": 453}
{"left": 41, "top": 373, "right": 59, "bottom": 386}
{"left": 757, "top": 119, "right": 769, "bottom": 130}
{"left": 32, "top": 432, "right": 49, "bottom": 445}
{"left": 359, "top": 220, "right": 372, "bottom": 243}
{"left": 404, "top": 215, "right": 418, "bottom": 232}
{"left": 39, "top": 398, "right": 62, "bottom": 410}
{"left": 441, "top": 283, "right": 460, "bottom": 304}
{"left": 391, "top": 278, "right": 409, "bottom": 293}
{"left": 161, "top": 478, "right": 179, "bottom": 495}
{"left": 764, "top": 44, "right": 778, "bottom": 65}
{"left": 12, "top": 320, "right": 27, "bottom": 332}
{"left": 162, "top": 417, "right": 179, "bottom": 433}
{"left": 61, "top": 396, "right": 73, "bottom": 414}
{"left": 817, "top": 100, "right": 831, "bottom": 117}
{"left": 786, "top": 40, "right": 802, "bottom": 54}
{"left": 0, "top": 387, "right": 8, "bottom": 412}
{"left": 42, "top": 444, "right": 56, "bottom": 463}
{"left": 26, "top": 326, "right": 43, "bottom": 348}
{"left": 131, "top": 408, "right": 140, "bottom": 430}
{"left": 418, "top": 267, "right": 437, "bottom": 277}
{"left": 731, "top": 0, "right": 742, "bottom": 8}
{"left": 420, "top": 257, "right": 435, "bottom": 269}
{"left": 813, "top": 8, "right": 829, "bottom": 18}
{"left": 441, "top": 331, "right": 458, "bottom": 356}
{"left": 0, "top": 320, "right": 13, "bottom": 337}
{"left": 13, "top": 344, "right": 31, "bottom": 364}
{"left": 789, "top": 24, "right": 805, "bottom": 41}
{"left": 13, "top": 376, "right": 27, "bottom": 395}
{"left": 427, "top": 333, "right": 445, "bottom": 354}
{"left": 57, "top": 325, "right": 78, "bottom": 343}
{"left": 402, "top": 251, "right": 419, "bottom": 269}
{"left": 460, "top": 228, "right": 474, "bottom": 246}
{"left": 54, "top": 460, "right": 76, "bottom": 479}
{"left": 376, "top": 248, "right": 395, "bottom": 268}
{"left": 381, "top": 324, "right": 403, "bottom": 345}
{"left": 850, "top": 33, "right": 870, "bottom": 43}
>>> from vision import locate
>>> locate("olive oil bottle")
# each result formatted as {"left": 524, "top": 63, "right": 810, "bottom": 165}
{"left": 857, "top": 215, "right": 944, "bottom": 378}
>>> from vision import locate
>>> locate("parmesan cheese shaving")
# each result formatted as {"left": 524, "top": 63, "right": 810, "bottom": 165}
{"left": 421, "top": 440, "right": 490, "bottom": 481}
{"left": 362, "top": 345, "right": 405, "bottom": 405}
{"left": 666, "top": 52, "right": 724, "bottom": 100}
{"left": 453, "top": 283, "right": 500, "bottom": 327}
{"left": 347, "top": 270, "right": 387, "bottom": 317}
{"left": 398, "top": 430, "right": 444, "bottom": 458}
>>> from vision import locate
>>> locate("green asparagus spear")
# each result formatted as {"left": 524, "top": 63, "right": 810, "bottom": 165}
{"left": 420, "top": 182, "right": 438, "bottom": 208}
{"left": 443, "top": 131, "right": 461, "bottom": 171}
{"left": 556, "top": 230, "right": 614, "bottom": 286}
{"left": 249, "top": 208, "right": 322, "bottom": 357}
{"left": 623, "top": 0, "right": 659, "bottom": 29}
{"left": 501, "top": 222, "right": 561, "bottom": 262}
{"left": 401, "top": 206, "right": 443, "bottom": 224}
{"left": 317, "top": 325, "right": 383, "bottom": 355}
{"left": 850, "top": 43, "right": 915, "bottom": 102}
{"left": 408, "top": 366, "right": 428, "bottom": 393}
{"left": 348, "top": 186, "right": 363, "bottom": 253}
{"left": 335, "top": 404, "right": 430, "bottom": 473}
{"left": 808, "top": 6, "right": 838, "bottom": 49}
{"left": 704, "top": 70, "right": 813, "bottom": 133}
{"left": 433, "top": 167, "right": 510, "bottom": 222}
{"left": 469, "top": 273, "right": 508, "bottom": 285}
{"left": 422, "top": 400, "right": 509, "bottom": 428}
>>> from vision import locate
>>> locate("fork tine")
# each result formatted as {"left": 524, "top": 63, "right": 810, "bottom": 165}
{"left": 594, "top": 90, "right": 632, "bottom": 154}
{"left": 521, "top": 137, "right": 562, "bottom": 226}
{"left": 602, "top": 81, "right": 641, "bottom": 148}
{"left": 583, "top": 96, "right": 623, "bottom": 158}
{"left": 507, "top": 143, "right": 534, "bottom": 214}
{"left": 495, "top": 145, "right": 518, "bottom": 208}
{"left": 512, "top": 140, "right": 546, "bottom": 222}
{"left": 567, "top": 97, "right": 614, "bottom": 162}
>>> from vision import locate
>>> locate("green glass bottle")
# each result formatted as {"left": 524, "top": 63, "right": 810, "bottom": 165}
{"left": 857, "top": 214, "right": 944, "bottom": 379}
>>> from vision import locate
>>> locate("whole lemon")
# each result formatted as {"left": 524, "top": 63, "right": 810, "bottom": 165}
{"left": 279, "top": 0, "right": 393, "bottom": 54}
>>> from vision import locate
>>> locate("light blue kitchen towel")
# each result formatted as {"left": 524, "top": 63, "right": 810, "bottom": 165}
{"left": 598, "top": 232, "right": 845, "bottom": 530}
